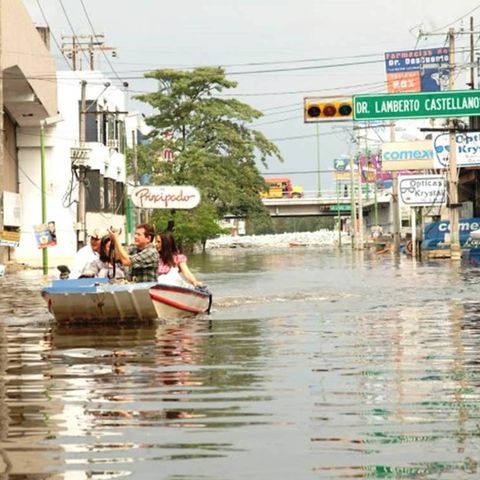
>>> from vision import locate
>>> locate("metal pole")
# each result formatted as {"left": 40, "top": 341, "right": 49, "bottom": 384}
{"left": 448, "top": 29, "right": 461, "bottom": 260}
{"left": 349, "top": 155, "right": 357, "bottom": 249}
{"left": 78, "top": 80, "right": 87, "bottom": 249}
{"left": 357, "top": 151, "right": 364, "bottom": 250}
{"left": 411, "top": 207, "right": 416, "bottom": 259}
{"left": 336, "top": 179, "right": 341, "bottom": 246}
{"left": 390, "top": 124, "right": 401, "bottom": 256}
{"left": 131, "top": 129, "right": 140, "bottom": 224}
{"left": 40, "top": 122, "right": 48, "bottom": 275}
{"left": 316, "top": 123, "right": 321, "bottom": 196}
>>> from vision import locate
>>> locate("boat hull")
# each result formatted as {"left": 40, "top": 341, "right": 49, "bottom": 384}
{"left": 149, "top": 284, "right": 212, "bottom": 319}
{"left": 42, "top": 278, "right": 211, "bottom": 322}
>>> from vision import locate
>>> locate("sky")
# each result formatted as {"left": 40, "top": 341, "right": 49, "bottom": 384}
{"left": 22, "top": 0, "right": 480, "bottom": 194}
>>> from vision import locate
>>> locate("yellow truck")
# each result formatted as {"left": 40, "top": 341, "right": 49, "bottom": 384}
{"left": 261, "top": 177, "right": 304, "bottom": 199}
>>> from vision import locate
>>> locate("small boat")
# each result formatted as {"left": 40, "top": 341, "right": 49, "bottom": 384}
{"left": 41, "top": 277, "right": 212, "bottom": 322}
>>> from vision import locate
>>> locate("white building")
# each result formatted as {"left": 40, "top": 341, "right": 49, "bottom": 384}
{"left": 16, "top": 71, "right": 129, "bottom": 268}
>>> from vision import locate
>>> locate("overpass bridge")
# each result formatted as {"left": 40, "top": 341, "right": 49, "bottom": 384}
{"left": 261, "top": 190, "right": 390, "bottom": 217}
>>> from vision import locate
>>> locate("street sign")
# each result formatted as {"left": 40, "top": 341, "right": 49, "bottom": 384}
{"left": 353, "top": 90, "right": 480, "bottom": 121}
{"left": 398, "top": 174, "right": 446, "bottom": 206}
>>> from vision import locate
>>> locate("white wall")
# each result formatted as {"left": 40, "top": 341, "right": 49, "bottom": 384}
{"left": 15, "top": 70, "right": 128, "bottom": 268}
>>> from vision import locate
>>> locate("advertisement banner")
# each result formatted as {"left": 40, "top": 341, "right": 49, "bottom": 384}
{"left": 34, "top": 222, "right": 57, "bottom": 249}
{"left": 384, "top": 48, "right": 450, "bottom": 93}
{"left": 424, "top": 218, "right": 480, "bottom": 249}
{"left": 433, "top": 132, "right": 480, "bottom": 168}
{"left": 398, "top": 174, "right": 446, "bottom": 206}
{"left": 381, "top": 140, "right": 434, "bottom": 171}
{"left": 0, "top": 230, "right": 20, "bottom": 248}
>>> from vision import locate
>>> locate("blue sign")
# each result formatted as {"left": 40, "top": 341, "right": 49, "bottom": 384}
{"left": 385, "top": 47, "right": 450, "bottom": 93}
{"left": 423, "top": 217, "right": 480, "bottom": 250}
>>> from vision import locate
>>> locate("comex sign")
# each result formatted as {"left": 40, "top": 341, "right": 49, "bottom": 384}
{"left": 381, "top": 140, "right": 434, "bottom": 171}
{"left": 398, "top": 174, "right": 446, "bottom": 206}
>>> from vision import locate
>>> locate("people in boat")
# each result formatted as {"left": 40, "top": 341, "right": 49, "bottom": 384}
{"left": 156, "top": 232, "right": 203, "bottom": 288}
{"left": 69, "top": 228, "right": 108, "bottom": 279}
{"left": 109, "top": 223, "right": 159, "bottom": 283}
{"left": 81, "top": 235, "right": 126, "bottom": 279}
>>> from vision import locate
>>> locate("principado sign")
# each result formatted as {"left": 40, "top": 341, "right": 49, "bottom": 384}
{"left": 131, "top": 185, "right": 201, "bottom": 209}
{"left": 398, "top": 174, "right": 446, "bottom": 206}
{"left": 353, "top": 90, "right": 480, "bottom": 121}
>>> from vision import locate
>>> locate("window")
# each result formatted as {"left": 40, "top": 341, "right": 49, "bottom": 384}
{"left": 81, "top": 100, "right": 98, "bottom": 142}
{"left": 85, "top": 170, "right": 102, "bottom": 212}
{"left": 103, "top": 177, "right": 116, "bottom": 213}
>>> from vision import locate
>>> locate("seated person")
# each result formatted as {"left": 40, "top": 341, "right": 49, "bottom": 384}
{"left": 69, "top": 228, "right": 107, "bottom": 279}
{"left": 156, "top": 232, "right": 203, "bottom": 288}
{"left": 81, "top": 235, "right": 126, "bottom": 280}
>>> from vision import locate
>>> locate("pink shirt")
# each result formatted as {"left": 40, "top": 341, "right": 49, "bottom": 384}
{"left": 158, "top": 254, "right": 187, "bottom": 275}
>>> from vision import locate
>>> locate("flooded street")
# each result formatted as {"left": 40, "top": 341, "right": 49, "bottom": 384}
{"left": 1, "top": 247, "right": 480, "bottom": 479}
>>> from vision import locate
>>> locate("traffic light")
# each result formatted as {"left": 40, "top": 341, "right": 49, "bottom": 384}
{"left": 304, "top": 98, "right": 353, "bottom": 123}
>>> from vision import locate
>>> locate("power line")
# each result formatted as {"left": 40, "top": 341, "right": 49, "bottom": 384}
{"left": 57, "top": 0, "right": 91, "bottom": 68}
{"left": 35, "top": 0, "right": 72, "bottom": 70}
{"left": 78, "top": 0, "right": 125, "bottom": 84}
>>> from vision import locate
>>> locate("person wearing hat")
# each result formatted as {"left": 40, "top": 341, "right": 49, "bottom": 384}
{"left": 69, "top": 228, "right": 108, "bottom": 279}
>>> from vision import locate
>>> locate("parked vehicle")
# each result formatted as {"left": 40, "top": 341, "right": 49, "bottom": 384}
{"left": 261, "top": 177, "right": 304, "bottom": 199}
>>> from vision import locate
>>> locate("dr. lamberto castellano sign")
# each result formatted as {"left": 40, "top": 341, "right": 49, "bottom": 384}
{"left": 353, "top": 90, "right": 480, "bottom": 121}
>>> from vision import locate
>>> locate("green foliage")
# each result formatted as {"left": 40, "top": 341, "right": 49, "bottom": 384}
{"left": 151, "top": 203, "right": 228, "bottom": 251}
{"left": 130, "top": 67, "right": 282, "bottom": 242}
{"left": 271, "top": 217, "right": 334, "bottom": 233}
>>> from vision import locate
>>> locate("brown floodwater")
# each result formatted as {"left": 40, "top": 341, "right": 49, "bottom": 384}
{"left": 0, "top": 248, "right": 480, "bottom": 479}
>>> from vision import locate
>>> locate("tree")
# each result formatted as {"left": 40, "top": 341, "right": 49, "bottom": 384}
{"left": 132, "top": 67, "right": 281, "bottom": 241}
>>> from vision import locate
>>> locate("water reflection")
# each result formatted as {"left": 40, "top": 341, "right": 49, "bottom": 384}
{"left": 0, "top": 251, "right": 480, "bottom": 478}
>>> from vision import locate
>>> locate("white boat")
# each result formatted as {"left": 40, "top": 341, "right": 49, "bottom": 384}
{"left": 41, "top": 278, "right": 212, "bottom": 322}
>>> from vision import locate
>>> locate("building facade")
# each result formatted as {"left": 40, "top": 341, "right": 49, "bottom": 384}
{"left": 0, "top": 0, "right": 58, "bottom": 267}
{"left": 16, "top": 71, "right": 128, "bottom": 267}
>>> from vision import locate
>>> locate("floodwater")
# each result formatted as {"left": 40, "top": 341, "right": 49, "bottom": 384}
{"left": 1, "top": 246, "right": 480, "bottom": 479}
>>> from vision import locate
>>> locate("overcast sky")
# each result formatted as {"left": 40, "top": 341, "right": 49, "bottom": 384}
{"left": 23, "top": 0, "right": 480, "bottom": 193}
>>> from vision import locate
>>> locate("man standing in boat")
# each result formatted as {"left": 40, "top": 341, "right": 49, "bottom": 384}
{"left": 108, "top": 223, "right": 159, "bottom": 283}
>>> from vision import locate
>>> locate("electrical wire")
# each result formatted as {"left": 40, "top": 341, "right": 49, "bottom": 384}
{"left": 57, "top": 0, "right": 92, "bottom": 68}
{"left": 78, "top": 0, "right": 125, "bottom": 84}
{"left": 35, "top": 0, "right": 72, "bottom": 70}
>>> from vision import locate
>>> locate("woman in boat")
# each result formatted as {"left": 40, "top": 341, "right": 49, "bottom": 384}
{"left": 156, "top": 232, "right": 202, "bottom": 288}
{"left": 81, "top": 235, "right": 126, "bottom": 280}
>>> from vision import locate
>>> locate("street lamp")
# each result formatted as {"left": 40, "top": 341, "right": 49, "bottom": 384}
{"left": 40, "top": 115, "right": 63, "bottom": 275}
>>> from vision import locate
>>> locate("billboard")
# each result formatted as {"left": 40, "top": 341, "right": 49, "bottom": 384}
{"left": 433, "top": 132, "right": 480, "bottom": 168}
{"left": 384, "top": 48, "right": 450, "bottom": 93}
{"left": 398, "top": 174, "right": 446, "bottom": 206}
{"left": 381, "top": 140, "right": 434, "bottom": 171}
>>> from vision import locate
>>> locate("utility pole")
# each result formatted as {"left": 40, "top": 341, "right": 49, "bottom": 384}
{"left": 77, "top": 80, "right": 87, "bottom": 249}
{"left": 61, "top": 34, "right": 116, "bottom": 71}
{"left": 447, "top": 29, "right": 461, "bottom": 260}
{"left": 131, "top": 130, "right": 140, "bottom": 225}
{"left": 357, "top": 143, "right": 364, "bottom": 250}
{"left": 349, "top": 154, "right": 357, "bottom": 250}
{"left": 390, "top": 125, "right": 401, "bottom": 256}
{"left": 315, "top": 124, "right": 321, "bottom": 196}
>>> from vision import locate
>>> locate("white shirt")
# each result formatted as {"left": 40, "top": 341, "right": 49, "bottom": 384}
{"left": 69, "top": 245, "right": 99, "bottom": 279}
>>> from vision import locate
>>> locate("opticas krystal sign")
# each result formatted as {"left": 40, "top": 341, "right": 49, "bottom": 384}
{"left": 131, "top": 186, "right": 201, "bottom": 209}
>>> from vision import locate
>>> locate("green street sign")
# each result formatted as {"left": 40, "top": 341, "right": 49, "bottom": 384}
{"left": 353, "top": 90, "right": 480, "bottom": 121}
